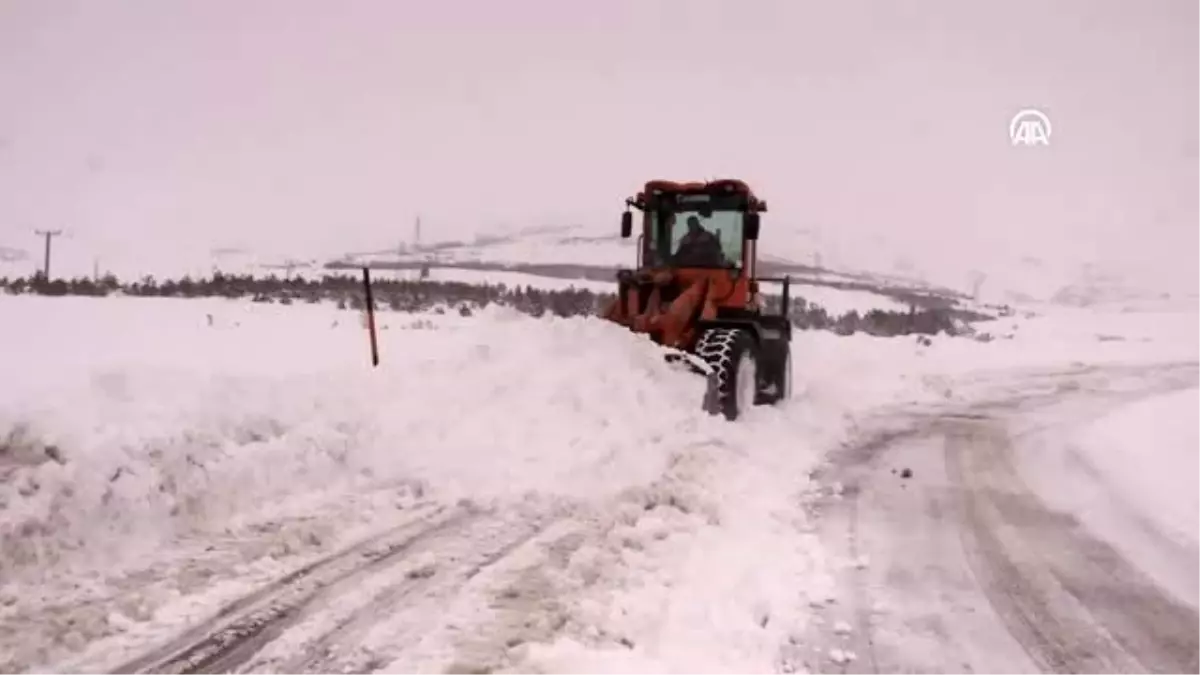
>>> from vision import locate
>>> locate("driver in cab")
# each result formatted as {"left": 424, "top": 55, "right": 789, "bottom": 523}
{"left": 672, "top": 215, "right": 725, "bottom": 267}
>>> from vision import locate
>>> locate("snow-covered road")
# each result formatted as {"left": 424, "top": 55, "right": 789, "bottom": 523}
{"left": 1, "top": 294, "right": 1196, "bottom": 673}
{"left": 803, "top": 362, "right": 1199, "bottom": 673}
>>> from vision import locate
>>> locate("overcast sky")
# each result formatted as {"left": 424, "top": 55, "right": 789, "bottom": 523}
{"left": 0, "top": 0, "right": 1195, "bottom": 289}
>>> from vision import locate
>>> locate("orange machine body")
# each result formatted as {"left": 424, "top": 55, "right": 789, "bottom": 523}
{"left": 601, "top": 178, "right": 767, "bottom": 350}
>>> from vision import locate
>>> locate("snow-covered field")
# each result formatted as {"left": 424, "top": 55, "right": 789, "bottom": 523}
{"left": 0, "top": 293, "right": 1195, "bottom": 672}
{"left": 788, "top": 284, "right": 909, "bottom": 315}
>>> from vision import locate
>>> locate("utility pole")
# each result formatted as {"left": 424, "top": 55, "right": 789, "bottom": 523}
{"left": 33, "top": 229, "right": 62, "bottom": 280}
{"left": 413, "top": 214, "right": 421, "bottom": 250}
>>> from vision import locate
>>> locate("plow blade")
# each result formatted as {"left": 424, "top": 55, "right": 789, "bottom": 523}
{"left": 664, "top": 348, "right": 723, "bottom": 416}
{"left": 663, "top": 348, "right": 713, "bottom": 376}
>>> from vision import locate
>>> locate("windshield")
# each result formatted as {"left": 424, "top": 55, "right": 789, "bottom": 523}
{"left": 648, "top": 210, "right": 744, "bottom": 268}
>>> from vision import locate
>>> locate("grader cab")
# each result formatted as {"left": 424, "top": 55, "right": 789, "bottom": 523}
{"left": 601, "top": 179, "right": 793, "bottom": 420}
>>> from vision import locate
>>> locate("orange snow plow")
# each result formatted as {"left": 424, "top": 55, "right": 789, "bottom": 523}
{"left": 600, "top": 179, "right": 793, "bottom": 420}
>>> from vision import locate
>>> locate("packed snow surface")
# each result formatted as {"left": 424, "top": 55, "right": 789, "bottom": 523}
{"left": 1015, "top": 383, "right": 1200, "bottom": 606}
{"left": 0, "top": 293, "right": 1195, "bottom": 672}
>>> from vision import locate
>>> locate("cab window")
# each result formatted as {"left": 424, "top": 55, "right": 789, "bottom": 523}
{"left": 649, "top": 210, "right": 744, "bottom": 268}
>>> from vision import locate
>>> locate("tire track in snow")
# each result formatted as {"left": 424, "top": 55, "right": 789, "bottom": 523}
{"left": 791, "top": 426, "right": 927, "bottom": 674}
{"left": 946, "top": 417, "right": 1199, "bottom": 674}
{"left": 802, "top": 362, "right": 1199, "bottom": 673}
{"left": 259, "top": 511, "right": 557, "bottom": 673}
{"left": 111, "top": 502, "right": 483, "bottom": 674}
{"left": 944, "top": 420, "right": 1138, "bottom": 672}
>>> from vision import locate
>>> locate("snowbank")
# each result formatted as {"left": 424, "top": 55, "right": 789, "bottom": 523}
{"left": 0, "top": 296, "right": 707, "bottom": 576}
{"left": 0, "top": 293, "right": 886, "bottom": 672}
{"left": 0, "top": 294, "right": 848, "bottom": 672}
{"left": 1074, "top": 387, "right": 1199, "bottom": 550}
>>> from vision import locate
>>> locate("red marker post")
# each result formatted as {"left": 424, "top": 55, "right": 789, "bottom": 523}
{"left": 362, "top": 267, "right": 380, "bottom": 367}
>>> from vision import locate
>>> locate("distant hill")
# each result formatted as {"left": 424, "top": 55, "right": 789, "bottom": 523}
{"left": 325, "top": 222, "right": 1193, "bottom": 312}
{"left": 325, "top": 224, "right": 981, "bottom": 314}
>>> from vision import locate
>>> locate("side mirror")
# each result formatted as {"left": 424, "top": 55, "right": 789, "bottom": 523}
{"left": 620, "top": 211, "right": 633, "bottom": 238}
{"left": 744, "top": 212, "right": 761, "bottom": 241}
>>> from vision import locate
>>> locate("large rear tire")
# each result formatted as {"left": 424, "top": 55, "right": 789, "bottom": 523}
{"left": 696, "top": 327, "right": 759, "bottom": 420}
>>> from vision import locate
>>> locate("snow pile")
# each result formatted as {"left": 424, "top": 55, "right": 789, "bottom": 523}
{"left": 491, "top": 286, "right": 1199, "bottom": 670}
{"left": 0, "top": 295, "right": 725, "bottom": 581}
{"left": 0, "top": 294, "right": 858, "bottom": 673}
{"left": 368, "top": 400, "right": 839, "bottom": 674}
{"left": 499, "top": 404, "right": 837, "bottom": 674}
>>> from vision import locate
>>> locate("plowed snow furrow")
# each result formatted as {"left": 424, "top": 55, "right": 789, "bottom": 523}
{"left": 111, "top": 503, "right": 479, "bottom": 674}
